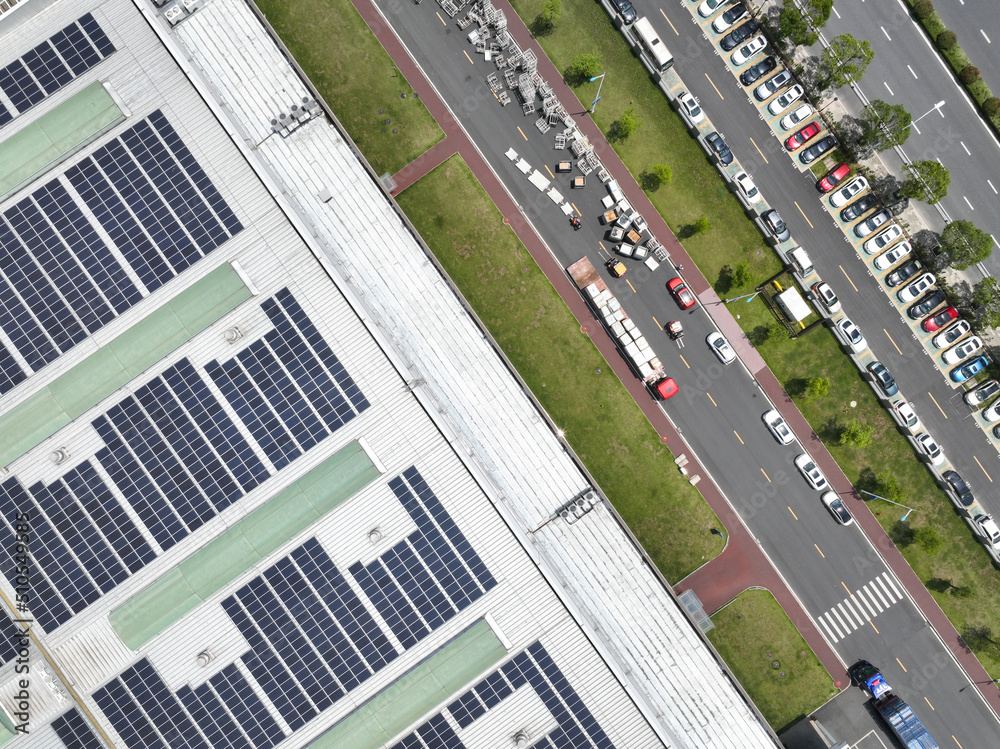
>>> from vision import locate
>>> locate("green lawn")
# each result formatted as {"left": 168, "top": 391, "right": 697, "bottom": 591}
{"left": 396, "top": 154, "right": 724, "bottom": 582}
{"left": 254, "top": 0, "right": 442, "bottom": 175}
{"left": 708, "top": 590, "right": 837, "bottom": 733}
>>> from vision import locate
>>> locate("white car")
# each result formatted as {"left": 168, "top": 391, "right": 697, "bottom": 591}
{"left": 767, "top": 84, "right": 804, "bottom": 115}
{"left": 965, "top": 379, "right": 1000, "bottom": 407}
{"left": 712, "top": 3, "right": 747, "bottom": 32}
{"left": 821, "top": 491, "right": 854, "bottom": 526}
{"left": 975, "top": 514, "right": 1000, "bottom": 549}
{"left": 915, "top": 432, "right": 944, "bottom": 466}
{"left": 697, "top": 0, "right": 727, "bottom": 17}
{"left": 890, "top": 400, "right": 921, "bottom": 433}
{"left": 896, "top": 272, "right": 935, "bottom": 303}
{"left": 754, "top": 70, "right": 793, "bottom": 101}
{"left": 863, "top": 225, "right": 904, "bottom": 254}
{"left": 873, "top": 241, "right": 912, "bottom": 271}
{"left": 835, "top": 317, "right": 867, "bottom": 354}
{"left": 731, "top": 35, "right": 767, "bottom": 66}
{"left": 941, "top": 335, "right": 983, "bottom": 365}
{"left": 932, "top": 320, "right": 971, "bottom": 350}
{"left": 855, "top": 210, "right": 892, "bottom": 238}
{"left": 762, "top": 409, "right": 794, "bottom": 445}
{"left": 811, "top": 281, "right": 841, "bottom": 313}
{"left": 734, "top": 171, "right": 762, "bottom": 204}
{"left": 780, "top": 103, "right": 813, "bottom": 131}
{"left": 982, "top": 400, "right": 1000, "bottom": 424}
{"left": 707, "top": 332, "right": 736, "bottom": 364}
{"left": 678, "top": 90, "right": 705, "bottom": 124}
{"left": 794, "top": 453, "right": 829, "bottom": 491}
{"left": 829, "top": 177, "right": 869, "bottom": 208}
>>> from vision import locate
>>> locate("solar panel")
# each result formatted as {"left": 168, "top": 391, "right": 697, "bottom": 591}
{"left": 50, "top": 25, "right": 100, "bottom": 77}
{"left": 0, "top": 343, "right": 26, "bottom": 393}
{"left": 52, "top": 708, "right": 105, "bottom": 749}
{"left": 0, "top": 103, "right": 10, "bottom": 128}
{"left": 23, "top": 42, "right": 72, "bottom": 95}
{"left": 176, "top": 682, "right": 254, "bottom": 749}
{"left": 0, "top": 60, "right": 45, "bottom": 112}
{"left": 0, "top": 610, "right": 23, "bottom": 667}
{"left": 207, "top": 664, "right": 286, "bottom": 749}
{"left": 348, "top": 559, "right": 429, "bottom": 650}
{"left": 416, "top": 714, "right": 465, "bottom": 749}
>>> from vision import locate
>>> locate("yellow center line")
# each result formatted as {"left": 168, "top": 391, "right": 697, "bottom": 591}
{"left": 814, "top": 543, "right": 825, "bottom": 558}
{"left": 706, "top": 392, "right": 718, "bottom": 407}
{"left": 953, "top": 735, "right": 963, "bottom": 748}
{"left": 652, "top": 316, "right": 663, "bottom": 330}
{"left": 927, "top": 391, "right": 948, "bottom": 419}
{"left": 516, "top": 126, "right": 528, "bottom": 141}
{"left": 679, "top": 354, "right": 690, "bottom": 369}
{"left": 626, "top": 279, "right": 637, "bottom": 294}
{"left": 793, "top": 201, "right": 814, "bottom": 228}
{"left": 924, "top": 696, "right": 935, "bottom": 711}
{"left": 734, "top": 430, "right": 744, "bottom": 444}
{"left": 463, "top": 49, "right": 474, "bottom": 65}
{"left": 761, "top": 468, "right": 771, "bottom": 482}
{"left": 869, "top": 620, "right": 880, "bottom": 634}
{"left": 571, "top": 202, "right": 581, "bottom": 216}
{"left": 544, "top": 164, "right": 554, "bottom": 178}
{"left": 748, "top": 136, "right": 769, "bottom": 164}
{"left": 491, "top": 90, "right": 500, "bottom": 103}
{"left": 974, "top": 455, "right": 993, "bottom": 482}
{"left": 839, "top": 265, "right": 859, "bottom": 292}
{"left": 841, "top": 581, "right": 852, "bottom": 595}
{"left": 884, "top": 329, "right": 903, "bottom": 356}
{"left": 598, "top": 241, "right": 608, "bottom": 253}
{"left": 896, "top": 658, "right": 907, "bottom": 672}
{"left": 787, "top": 505, "right": 797, "bottom": 520}
{"left": 704, "top": 73, "right": 724, "bottom": 100}
{"left": 436, "top": 10, "right": 447, "bottom": 24}
{"left": 659, "top": 7, "right": 679, "bottom": 35}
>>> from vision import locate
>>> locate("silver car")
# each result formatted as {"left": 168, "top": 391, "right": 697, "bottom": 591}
{"left": 767, "top": 84, "right": 804, "bottom": 115}
{"left": 873, "top": 241, "right": 912, "bottom": 271}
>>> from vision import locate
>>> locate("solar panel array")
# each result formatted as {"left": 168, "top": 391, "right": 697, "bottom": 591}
{"left": 52, "top": 708, "right": 105, "bottom": 749}
{"left": 0, "top": 111, "right": 242, "bottom": 396}
{"left": 0, "top": 13, "right": 115, "bottom": 127}
{"left": 0, "top": 609, "right": 24, "bottom": 667}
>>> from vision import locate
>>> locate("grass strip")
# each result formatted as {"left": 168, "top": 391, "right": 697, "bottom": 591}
{"left": 396, "top": 154, "right": 723, "bottom": 582}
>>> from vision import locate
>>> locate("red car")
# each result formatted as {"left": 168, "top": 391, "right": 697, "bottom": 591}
{"left": 655, "top": 377, "right": 679, "bottom": 400}
{"left": 922, "top": 305, "right": 958, "bottom": 332}
{"left": 668, "top": 277, "right": 696, "bottom": 310}
{"left": 785, "top": 121, "right": 821, "bottom": 151}
{"left": 818, "top": 162, "right": 850, "bottom": 192}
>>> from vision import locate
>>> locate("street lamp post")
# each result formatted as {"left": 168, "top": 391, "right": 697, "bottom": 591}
{"left": 859, "top": 489, "right": 916, "bottom": 521}
{"left": 905, "top": 100, "right": 946, "bottom": 132}
{"left": 723, "top": 289, "right": 762, "bottom": 303}
{"left": 589, "top": 72, "right": 606, "bottom": 113}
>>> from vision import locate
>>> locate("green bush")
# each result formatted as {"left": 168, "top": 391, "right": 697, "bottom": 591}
{"left": 960, "top": 65, "right": 981, "bottom": 85}
{"left": 936, "top": 30, "right": 957, "bottom": 50}
{"left": 913, "top": 0, "right": 934, "bottom": 19}
{"left": 969, "top": 79, "right": 992, "bottom": 104}
{"left": 985, "top": 97, "right": 1000, "bottom": 118}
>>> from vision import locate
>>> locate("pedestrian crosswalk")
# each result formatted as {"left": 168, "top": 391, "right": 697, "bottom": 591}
{"left": 816, "top": 572, "right": 904, "bottom": 643}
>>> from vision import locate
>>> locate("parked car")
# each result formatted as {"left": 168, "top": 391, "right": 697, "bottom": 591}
{"left": 698, "top": 0, "right": 729, "bottom": 18}
{"left": 942, "top": 335, "right": 984, "bottom": 365}
{"left": 678, "top": 91, "right": 704, "bottom": 123}
{"left": 975, "top": 514, "right": 1000, "bottom": 549}
{"left": 896, "top": 272, "right": 935, "bottom": 303}
{"left": 734, "top": 171, "right": 762, "bottom": 204}
{"left": 836, "top": 317, "right": 867, "bottom": 354}
{"left": 821, "top": 491, "right": 853, "bottom": 525}
{"left": 707, "top": 332, "right": 736, "bottom": 364}
{"left": 922, "top": 305, "right": 957, "bottom": 331}
{"left": 811, "top": 281, "right": 841, "bottom": 313}
{"left": 755, "top": 69, "right": 793, "bottom": 100}
{"left": 981, "top": 399, "right": 1000, "bottom": 424}
{"left": 932, "top": 320, "right": 971, "bottom": 349}
{"left": 830, "top": 177, "right": 868, "bottom": 208}
{"left": 611, "top": 0, "right": 637, "bottom": 24}
{"left": 873, "top": 242, "right": 911, "bottom": 272}
{"left": 780, "top": 103, "right": 814, "bottom": 131}
{"left": 855, "top": 210, "right": 892, "bottom": 238}
{"left": 713, "top": 3, "right": 748, "bottom": 32}
{"left": 740, "top": 56, "right": 777, "bottom": 86}
{"left": 867, "top": 361, "right": 899, "bottom": 396}
{"left": 720, "top": 19, "right": 759, "bottom": 51}
{"left": 890, "top": 400, "right": 921, "bottom": 432}
{"left": 705, "top": 131, "right": 734, "bottom": 165}
{"left": 767, "top": 84, "right": 804, "bottom": 115}
{"left": 763, "top": 409, "right": 794, "bottom": 445}
{"left": 863, "top": 225, "right": 904, "bottom": 254}
{"left": 907, "top": 290, "right": 947, "bottom": 320}
{"left": 668, "top": 276, "right": 696, "bottom": 309}
{"left": 762, "top": 209, "right": 790, "bottom": 242}
{"left": 885, "top": 260, "right": 922, "bottom": 288}
{"left": 794, "top": 453, "right": 829, "bottom": 491}
{"left": 951, "top": 355, "right": 989, "bottom": 383}
{"left": 965, "top": 379, "right": 999, "bottom": 407}
{"left": 915, "top": 432, "right": 945, "bottom": 466}
{"left": 818, "top": 163, "right": 850, "bottom": 192}
{"left": 840, "top": 194, "right": 881, "bottom": 223}
{"left": 942, "top": 470, "right": 975, "bottom": 507}
{"left": 731, "top": 34, "right": 767, "bottom": 65}
{"left": 785, "top": 121, "right": 821, "bottom": 151}
{"left": 799, "top": 134, "right": 837, "bottom": 164}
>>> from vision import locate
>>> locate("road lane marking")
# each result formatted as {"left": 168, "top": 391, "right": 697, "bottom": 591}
{"left": 436, "top": 11, "right": 447, "bottom": 24}
{"left": 748, "top": 136, "right": 768, "bottom": 163}
{"left": 884, "top": 81, "right": 894, "bottom": 96}
{"left": 924, "top": 696, "right": 935, "bottom": 710}
{"left": 734, "top": 430, "right": 744, "bottom": 444}
{"left": 517, "top": 126, "right": 528, "bottom": 141}
{"left": 881, "top": 572, "right": 903, "bottom": 599}
{"left": 896, "top": 658, "right": 907, "bottom": 672}
{"left": 961, "top": 141, "right": 970, "bottom": 155}
{"left": 834, "top": 604, "right": 857, "bottom": 631}
{"left": 839, "top": 265, "right": 859, "bottom": 292}
{"left": 544, "top": 164, "right": 554, "bottom": 178}
{"left": 974, "top": 455, "right": 993, "bottom": 482}
{"left": 761, "top": 468, "right": 771, "bottom": 482}
{"left": 679, "top": 354, "right": 690, "bottom": 369}
{"left": 626, "top": 279, "right": 637, "bottom": 293}
{"left": 869, "top": 620, "right": 879, "bottom": 634}
{"left": 793, "top": 201, "right": 813, "bottom": 228}
{"left": 659, "top": 8, "right": 679, "bottom": 35}
{"left": 706, "top": 392, "right": 717, "bottom": 407}
{"left": 652, "top": 315, "right": 662, "bottom": 330}
{"left": 832, "top": 6, "right": 840, "bottom": 18}
{"left": 989, "top": 179, "right": 998, "bottom": 194}
{"left": 572, "top": 202, "right": 581, "bottom": 216}
{"left": 828, "top": 608, "right": 849, "bottom": 634}
{"left": 787, "top": 505, "right": 797, "bottom": 519}
{"left": 883, "top": 329, "right": 903, "bottom": 355}
{"left": 705, "top": 73, "right": 724, "bottom": 100}
{"left": 463, "top": 50, "right": 475, "bottom": 65}
{"left": 964, "top": 196, "right": 974, "bottom": 210}
{"left": 870, "top": 581, "right": 890, "bottom": 608}
{"left": 862, "top": 587, "right": 883, "bottom": 613}
{"left": 844, "top": 597, "right": 867, "bottom": 626}
{"left": 881, "top": 26, "right": 891, "bottom": 41}
{"left": 858, "top": 589, "right": 879, "bottom": 616}
{"left": 953, "top": 736, "right": 963, "bottom": 748}
{"left": 927, "top": 391, "right": 948, "bottom": 418}
{"left": 983, "top": 29, "right": 992, "bottom": 43}
{"left": 820, "top": 613, "right": 842, "bottom": 641}
{"left": 814, "top": 543, "right": 825, "bottom": 558}
{"left": 907, "top": 64, "right": 918, "bottom": 79}
{"left": 841, "top": 581, "right": 852, "bottom": 596}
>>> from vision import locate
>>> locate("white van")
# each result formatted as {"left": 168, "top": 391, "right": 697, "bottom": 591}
{"left": 789, "top": 247, "right": 814, "bottom": 276}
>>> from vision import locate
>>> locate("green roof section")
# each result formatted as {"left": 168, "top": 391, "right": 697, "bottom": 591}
{"left": 0, "top": 81, "right": 124, "bottom": 200}
{"left": 309, "top": 619, "right": 506, "bottom": 749}
{"left": 0, "top": 264, "right": 250, "bottom": 467}
{"left": 0, "top": 707, "right": 15, "bottom": 745}
{"left": 110, "top": 440, "right": 380, "bottom": 649}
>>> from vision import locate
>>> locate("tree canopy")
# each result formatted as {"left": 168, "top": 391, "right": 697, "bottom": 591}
{"left": 857, "top": 99, "right": 911, "bottom": 151}
{"left": 819, "top": 34, "right": 875, "bottom": 88}
{"left": 940, "top": 220, "right": 993, "bottom": 270}
{"left": 899, "top": 160, "right": 951, "bottom": 204}
{"left": 971, "top": 277, "right": 1000, "bottom": 329}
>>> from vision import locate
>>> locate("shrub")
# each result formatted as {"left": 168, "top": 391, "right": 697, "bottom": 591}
{"left": 914, "top": 526, "right": 943, "bottom": 554}
{"left": 984, "top": 97, "right": 1000, "bottom": 118}
{"left": 936, "top": 30, "right": 957, "bottom": 50}
{"left": 805, "top": 376, "right": 830, "bottom": 402}
{"left": 913, "top": 0, "right": 934, "bottom": 19}
{"left": 959, "top": 65, "right": 980, "bottom": 85}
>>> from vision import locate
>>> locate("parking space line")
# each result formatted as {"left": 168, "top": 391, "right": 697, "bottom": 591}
{"left": 974, "top": 455, "right": 993, "bottom": 482}
{"left": 787, "top": 505, "right": 797, "bottom": 519}
{"left": 734, "top": 430, "right": 744, "bottom": 444}
{"left": 679, "top": 354, "right": 690, "bottom": 369}
{"left": 704, "top": 73, "right": 724, "bottom": 100}
{"left": 793, "top": 201, "right": 813, "bottom": 228}
{"left": 839, "top": 265, "right": 859, "bottom": 292}
{"left": 884, "top": 329, "right": 903, "bottom": 355}
{"left": 748, "top": 136, "right": 768, "bottom": 164}
{"left": 659, "top": 8, "right": 679, "bottom": 36}
{"left": 626, "top": 279, "right": 637, "bottom": 293}
{"left": 928, "top": 391, "right": 948, "bottom": 418}
{"left": 706, "top": 392, "right": 717, "bottom": 406}
{"left": 896, "top": 658, "right": 907, "bottom": 672}
{"left": 814, "top": 543, "right": 825, "bottom": 558}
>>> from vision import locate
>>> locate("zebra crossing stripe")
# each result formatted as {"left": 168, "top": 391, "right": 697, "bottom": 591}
{"left": 856, "top": 588, "right": 879, "bottom": 617}
{"left": 881, "top": 571, "right": 903, "bottom": 599}
{"left": 869, "top": 581, "right": 890, "bottom": 608}
{"left": 820, "top": 613, "right": 842, "bottom": 642}
{"left": 863, "top": 585, "right": 885, "bottom": 613}
{"left": 844, "top": 597, "right": 868, "bottom": 626}
{"left": 835, "top": 604, "right": 858, "bottom": 631}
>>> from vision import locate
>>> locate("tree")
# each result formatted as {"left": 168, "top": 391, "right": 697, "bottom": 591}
{"left": 985, "top": 97, "right": 1000, "bottom": 118}
{"left": 971, "top": 277, "right": 1000, "bottom": 329}
{"left": 940, "top": 220, "right": 993, "bottom": 270}
{"left": 778, "top": 0, "right": 818, "bottom": 47}
{"left": 913, "top": 0, "right": 935, "bottom": 20}
{"left": 961, "top": 626, "right": 1000, "bottom": 659}
{"left": 639, "top": 163, "right": 671, "bottom": 191}
{"left": 875, "top": 471, "right": 906, "bottom": 503}
{"left": 960, "top": 65, "right": 981, "bottom": 85}
{"left": 857, "top": 100, "right": 912, "bottom": 151}
{"left": 565, "top": 53, "right": 603, "bottom": 85}
{"left": 692, "top": 216, "right": 711, "bottom": 235}
{"left": 732, "top": 259, "right": 754, "bottom": 287}
{"left": 805, "top": 376, "right": 829, "bottom": 402}
{"left": 936, "top": 30, "right": 957, "bottom": 51}
{"left": 840, "top": 418, "right": 874, "bottom": 448}
{"left": 610, "top": 106, "right": 641, "bottom": 141}
{"left": 532, "top": 0, "right": 562, "bottom": 35}
{"left": 818, "top": 34, "right": 875, "bottom": 88}
{"left": 913, "top": 526, "right": 942, "bottom": 554}
{"left": 899, "top": 160, "right": 951, "bottom": 204}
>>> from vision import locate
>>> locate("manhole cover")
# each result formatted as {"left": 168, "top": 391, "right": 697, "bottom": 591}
{"left": 392, "top": 129, "right": 398, "bottom": 134}
{"left": 413, "top": 92, "right": 420, "bottom": 98}
{"left": 384, "top": 118, "right": 391, "bottom": 124}
{"left": 378, "top": 109, "right": 384, "bottom": 114}
{"left": 400, "top": 92, "right": 407, "bottom": 98}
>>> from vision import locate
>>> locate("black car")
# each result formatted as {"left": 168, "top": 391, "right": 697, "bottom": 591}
{"left": 762, "top": 209, "right": 790, "bottom": 242}
{"left": 611, "top": 0, "right": 637, "bottom": 24}
{"left": 705, "top": 131, "right": 734, "bottom": 165}
{"left": 740, "top": 55, "right": 777, "bottom": 86}
{"left": 867, "top": 361, "right": 898, "bottom": 397}
{"left": 907, "top": 290, "right": 948, "bottom": 320}
{"left": 713, "top": 3, "right": 748, "bottom": 32}
{"left": 840, "top": 194, "right": 880, "bottom": 222}
{"left": 886, "top": 260, "right": 922, "bottom": 287}
{"left": 942, "top": 470, "right": 975, "bottom": 507}
{"left": 799, "top": 135, "right": 837, "bottom": 164}
{"left": 720, "top": 19, "right": 759, "bottom": 51}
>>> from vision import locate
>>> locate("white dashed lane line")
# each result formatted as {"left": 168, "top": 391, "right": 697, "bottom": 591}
{"left": 908, "top": 65, "right": 918, "bottom": 79}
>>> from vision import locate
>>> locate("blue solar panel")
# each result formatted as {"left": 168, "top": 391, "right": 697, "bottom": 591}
{"left": 416, "top": 714, "right": 465, "bottom": 749}
{"left": 23, "top": 42, "right": 72, "bottom": 95}
{"left": 121, "top": 660, "right": 208, "bottom": 748}
{"left": 349, "top": 559, "right": 428, "bottom": 649}
{"left": 0, "top": 610, "right": 23, "bottom": 667}
{"left": 52, "top": 708, "right": 105, "bottom": 749}
{"left": 0, "top": 60, "right": 45, "bottom": 112}
{"left": 93, "top": 677, "right": 167, "bottom": 749}
{"left": 237, "top": 645, "right": 316, "bottom": 732}
{"left": 79, "top": 13, "right": 116, "bottom": 57}
{"left": 0, "top": 269, "right": 59, "bottom": 371}
{"left": 177, "top": 682, "right": 254, "bottom": 749}
{"left": 208, "top": 664, "right": 286, "bottom": 749}
{"left": 0, "top": 103, "right": 10, "bottom": 128}
{"left": 382, "top": 540, "right": 455, "bottom": 630}
{"left": 50, "top": 25, "right": 100, "bottom": 76}
{"left": 0, "top": 343, "right": 26, "bottom": 394}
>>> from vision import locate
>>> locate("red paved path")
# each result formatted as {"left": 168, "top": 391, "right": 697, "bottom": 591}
{"left": 351, "top": 0, "right": 1000, "bottom": 713}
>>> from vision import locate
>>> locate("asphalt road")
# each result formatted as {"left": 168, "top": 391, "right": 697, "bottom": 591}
{"left": 370, "top": 0, "right": 1000, "bottom": 744}
{"left": 931, "top": 0, "right": 1000, "bottom": 117}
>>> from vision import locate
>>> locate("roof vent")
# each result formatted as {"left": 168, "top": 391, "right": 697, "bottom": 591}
{"left": 224, "top": 327, "right": 243, "bottom": 344}
{"left": 164, "top": 3, "right": 185, "bottom": 24}
{"left": 513, "top": 732, "right": 528, "bottom": 748}
{"left": 181, "top": 0, "right": 200, "bottom": 11}
{"left": 196, "top": 650, "right": 214, "bottom": 667}
{"left": 49, "top": 448, "right": 69, "bottom": 465}
{"left": 368, "top": 528, "right": 383, "bottom": 544}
